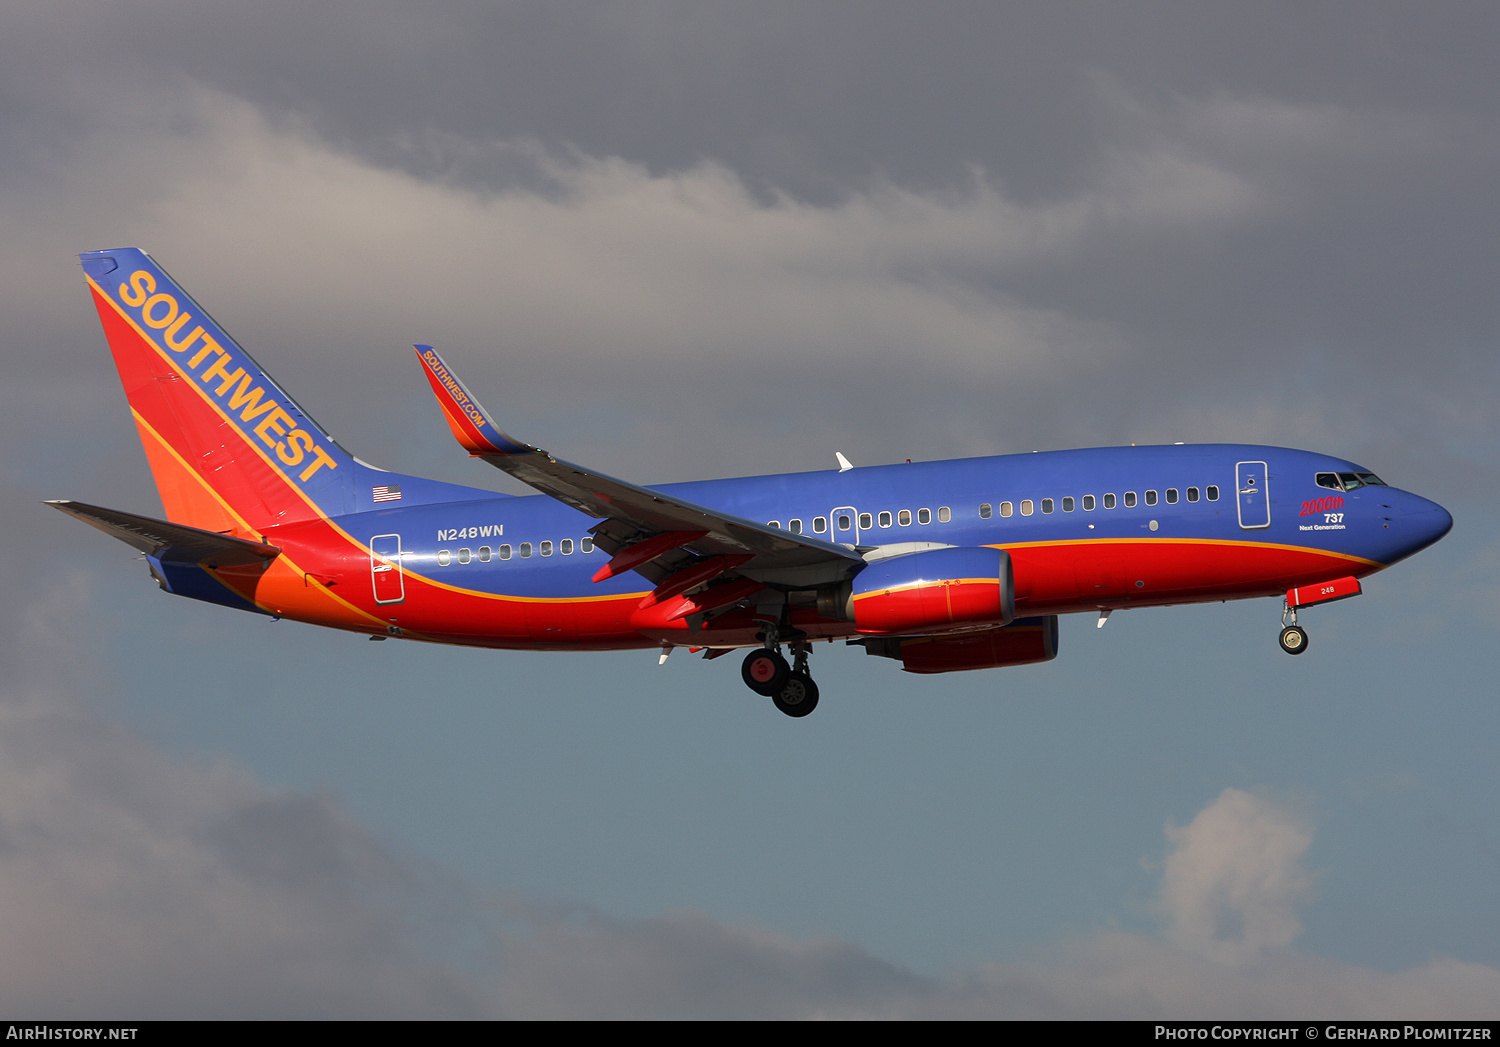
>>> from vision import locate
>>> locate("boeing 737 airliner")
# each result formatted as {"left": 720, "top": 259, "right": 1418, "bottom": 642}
{"left": 54, "top": 249, "right": 1453, "bottom": 716}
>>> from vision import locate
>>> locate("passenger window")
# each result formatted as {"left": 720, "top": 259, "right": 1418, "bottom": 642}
{"left": 1124, "top": 492, "right": 1137, "bottom": 507}
{"left": 499, "top": 544, "right": 512, "bottom": 560}
{"left": 1041, "top": 498, "right": 1054, "bottom": 514}
{"left": 1187, "top": 487, "right": 1199, "bottom": 502}
{"left": 478, "top": 546, "right": 491, "bottom": 562}
{"left": 878, "top": 512, "right": 892, "bottom": 528}
{"left": 767, "top": 521, "right": 780, "bottom": 529}
{"left": 836, "top": 514, "right": 851, "bottom": 531}
{"left": 859, "top": 513, "right": 872, "bottom": 529}
{"left": 458, "top": 548, "right": 471, "bottom": 564}
{"left": 979, "top": 503, "right": 992, "bottom": 519}
{"left": 1206, "top": 486, "right": 1219, "bottom": 501}
{"left": 999, "top": 502, "right": 1013, "bottom": 518}
{"left": 1144, "top": 490, "right": 1157, "bottom": 506}
{"left": 561, "top": 539, "right": 573, "bottom": 555}
{"left": 814, "top": 516, "right": 828, "bottom": 533}
{"left": 581, "top": 538, "right": 594, "bottom": 553}
{"left": 520, "top": 542, "right": 533, "bottom": 558}
{"left": 899, "top": 510, "right": 912, "bottom": 526}
{"left": 1020, "top": 499, "right": 1034, "bottom": 516}
{"left": 1166, "top": 489, "right": 1178, "bottom": 504}
{"left": 1062, "top": 497, "right": 1074, "bottom": 512}
{"left": 540, "top": 541, "right": 552, "bottom": 557}
{"left": 917, "top": 508, "right": 932, "bottom": 524}
{"left": 437, "top": 550, "right": 451, "bottom": 566}
{"left": 790, "top": 519, "right": 803, "bottom": 534}
{"left": 1082, "top": 495, "right": 1095, "bottom": 511}
{"left": 1103, "top": 493, "right": 1116, "bottom": 509}
{"left": 938, "top": 507, "right": 951, "bottom": 523}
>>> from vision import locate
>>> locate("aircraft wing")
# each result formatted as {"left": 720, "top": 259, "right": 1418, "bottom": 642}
{"left": 46, "top": 500, "right": 281, "bottom": 566}
{"left": 414, "top": 346, "right": 863, "bottom": 586}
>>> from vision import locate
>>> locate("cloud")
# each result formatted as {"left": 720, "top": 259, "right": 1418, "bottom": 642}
{"left": 2, "top": 43, "right": 1493, "bottom": 491}
{"left": 957, "top": 935, "right": 1500, "bottom": 1021}
{"left": 7, "top": 77, "right": 1394, "bottom": 481}
{"left": 33, "top": 87, "right": 1157, "bottom": 380}
{"left": 0, "top": 572, "right": 481, "bottom": 1018}
{"left": 1157, "top": 788, "right": 1315, "bottom": 964}
{"left": 485, "top": 904, "right": 929, "bottom": 1020}
{"left": 477, "top": 790, "right": 1496, "bottom": 1020}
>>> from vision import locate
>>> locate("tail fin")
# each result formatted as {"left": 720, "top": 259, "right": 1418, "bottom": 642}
{"left": 79, "top": 249, "right": 357, "bottom": 534}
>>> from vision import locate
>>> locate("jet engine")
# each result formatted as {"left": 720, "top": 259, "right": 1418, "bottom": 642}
{"left": 820, "top": 546, "right": 1015, "bottom": 634}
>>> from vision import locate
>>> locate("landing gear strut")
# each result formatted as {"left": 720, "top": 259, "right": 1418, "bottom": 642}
{"left": 1279, "top": 603, "right": 1309, "bottom": 655}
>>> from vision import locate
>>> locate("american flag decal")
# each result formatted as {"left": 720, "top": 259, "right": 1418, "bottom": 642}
{"left": 372, "top": 484, "right": 402, "bottom": 503}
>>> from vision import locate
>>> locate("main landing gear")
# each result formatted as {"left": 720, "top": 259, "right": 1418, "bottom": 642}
{"left": 1278, "top": 603, "right": 1309, "bottom": 655}
{"left": 741, "top": 635, "right": 820, "bottom": 717}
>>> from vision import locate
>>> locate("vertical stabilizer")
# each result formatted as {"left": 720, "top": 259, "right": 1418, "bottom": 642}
{"left": 79, "top": 249, "right": 356, "bottom": 534}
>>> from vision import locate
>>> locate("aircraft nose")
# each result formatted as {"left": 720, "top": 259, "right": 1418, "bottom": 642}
{"left": 1399, "top": 490, "right": 1453, "bottom": 552}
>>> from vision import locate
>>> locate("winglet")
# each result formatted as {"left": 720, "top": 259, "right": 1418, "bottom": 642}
{"left": 413, "top": 346, "right": 531, "bottom": 457}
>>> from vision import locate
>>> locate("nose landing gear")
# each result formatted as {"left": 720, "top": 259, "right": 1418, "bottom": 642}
{"left": 1279, "top": 603, "right": 1309, "bottom": 655}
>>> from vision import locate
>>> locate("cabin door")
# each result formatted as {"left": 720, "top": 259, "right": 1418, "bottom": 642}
{"left": 370, "top": 534, "right": 406, "bottom": 605}
{"left": 830, "top": 505, "right": 861, "bottom": 547}
{"left": 1235, "top": 461, "right": 1270, "bottom": 530}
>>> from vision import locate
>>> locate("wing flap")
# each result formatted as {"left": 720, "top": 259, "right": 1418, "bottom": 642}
{"left": 593, "top": 530, "right": 708, "bottom": 582}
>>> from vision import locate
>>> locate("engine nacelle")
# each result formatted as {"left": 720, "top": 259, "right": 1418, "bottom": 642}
{"left": 848, "top": 546, "right": 1014, "bottom": 635}
{"left": 859, "top": 615, "right": 1060, "bottom": 674}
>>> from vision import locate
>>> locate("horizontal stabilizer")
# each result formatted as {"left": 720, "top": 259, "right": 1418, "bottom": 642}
{"left": 46, "top": 499, "right": 281, "bottom": 566}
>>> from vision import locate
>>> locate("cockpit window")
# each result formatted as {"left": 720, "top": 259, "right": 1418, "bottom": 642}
{"left": 1321, "top": 471, "right": 1386, "bottom": 492}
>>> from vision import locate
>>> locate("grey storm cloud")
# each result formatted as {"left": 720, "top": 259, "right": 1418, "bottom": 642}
{"left": 6, "top": 75, "right": 1494, "bottom": 484}
{"left": 0, "top": 5, "right": 1493, "bottom": 492}
{"left": 2, "top": 3, "right": 1494, "bottom": 496}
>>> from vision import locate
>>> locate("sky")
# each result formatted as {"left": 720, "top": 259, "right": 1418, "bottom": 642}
{"left": 1, "top": 1, "right": 1498, "bottom": 1018}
